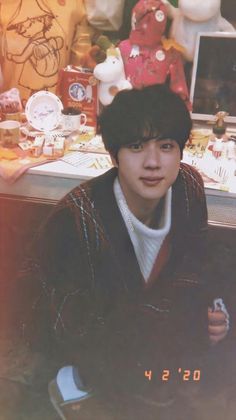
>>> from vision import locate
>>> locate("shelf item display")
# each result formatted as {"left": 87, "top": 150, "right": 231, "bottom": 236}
{"left": 58, "top": 66, "right": 98, "bottom": 128}
{"left": 25, "top": 91, "right": 63, "bottom": 131}
{"left": 165, "top": 0, "right": 235, "bottom": 62}
{"left": 61, "top": 151, "right": 112, "bottom": 170}
{"left": 84, "top": 0, "right": 125, "bottom": 31}
{"left": 119, "top": 0, "right": 190, "bottom": 106}
{"left": 0, "top": 120, "right": 21, "bottom": 147}
{"left": 183, "top": 129, "right": 236, "bottom": 193}
{"left": 0, "top": 0, "right": 90, "bottom": 104}
{"left": 68, "top": 134, "right": 106, "bottom": 153}
{"left": 187, "top": 129, "right": 211, "bottom": 157}
{"left": 190, "top": 32, "right": 236, "bottom": 124}
{"left": 93, "top": 47, "right": 132, "bottom": 106}
{"left": 0, "top": 88, "right": 22, "bottom": 118}
{"left": 61, "top": 107, "right": 87, "bottom": 132}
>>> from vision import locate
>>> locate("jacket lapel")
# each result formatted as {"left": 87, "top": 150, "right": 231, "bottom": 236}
{"left": 88, "top": 168, "right": 144, "bottom": 291}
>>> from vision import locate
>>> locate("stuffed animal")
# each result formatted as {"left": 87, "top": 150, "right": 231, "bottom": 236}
{"left": 164, "top": 0, "right": 235, "bottom": 61}
{"left": 93, "top": 47, "right": 132, "bottom": 106}
{"left": 118, "top": 0, "right": 190, "bottom": 106}
{"left": 77, "top": 35, "right": 114, "bottom": 70}
{"left": 79, "top": 45, "right": 106, "bottom": 69}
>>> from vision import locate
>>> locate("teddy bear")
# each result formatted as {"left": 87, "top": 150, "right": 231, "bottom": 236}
{"left": 118, "top": 0, "right": 190, "bottom": 106}
{"left": 93, "top": 47, "right": 132, "bottom": 106}
{"left": 163, "top": 0, "right": 235, "bottom": 61}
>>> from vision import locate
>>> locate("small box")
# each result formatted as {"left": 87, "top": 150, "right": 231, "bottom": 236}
{"left": 54, "top": 136, "right": 65, "bottom": 157}
{"left": 43, "top": 136, "right": 55, "bottom": 157}
{"left": 31, "top": 136, "right": 44, "bottom": 157}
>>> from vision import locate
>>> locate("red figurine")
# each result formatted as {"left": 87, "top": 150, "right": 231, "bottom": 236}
{"left": 119, "top": 0, "right": 190, "bottom": 107}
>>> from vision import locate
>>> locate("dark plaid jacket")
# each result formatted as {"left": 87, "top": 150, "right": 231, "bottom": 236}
{"left": 23, "top": 163, "right": 209, "bottom": 391}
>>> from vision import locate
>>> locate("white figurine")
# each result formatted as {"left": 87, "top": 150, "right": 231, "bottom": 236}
{"left": 163, "top": 0, "right": 235, "bottom": 61}
{"left": 93, "top": 47, "right": 132, "bottom": 106}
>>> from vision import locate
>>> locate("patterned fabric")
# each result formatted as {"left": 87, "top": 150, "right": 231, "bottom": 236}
{"left": 21, "top": 162, "right": 209, "bottom": 392}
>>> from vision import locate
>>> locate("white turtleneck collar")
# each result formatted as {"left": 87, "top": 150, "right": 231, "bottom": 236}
{"left": 113, "top": 177, "right": 172, "bottom": 281}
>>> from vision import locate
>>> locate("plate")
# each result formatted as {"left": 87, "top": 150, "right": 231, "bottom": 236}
{"left": 25, "top": 91, "right": 63, "bottom": 131}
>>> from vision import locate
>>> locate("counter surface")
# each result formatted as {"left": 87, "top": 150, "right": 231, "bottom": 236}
{"left": 0, "top": 158, "right": 235, "bottom": 228}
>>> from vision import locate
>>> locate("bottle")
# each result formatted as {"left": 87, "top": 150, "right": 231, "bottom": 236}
{"left": 70, "top": 33, "right": 92, "bottom": 66}
{"left": 212, "top": 111, "right": 227, "bottom": 139}
{"left": 212, "top": 111, "right": 228, "bottom": 158}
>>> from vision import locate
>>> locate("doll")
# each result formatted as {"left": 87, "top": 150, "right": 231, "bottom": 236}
{"left": 118, "top": 0, "right": 190, "bottom": 105}
{"left": 93, "top": 47, "right": 132, "bottom": 106}
{"left": 164, "top": 0, "right": 235, "bottom": 61}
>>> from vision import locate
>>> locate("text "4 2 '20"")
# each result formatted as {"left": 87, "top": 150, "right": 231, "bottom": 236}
{"left": 145, "top": 369, "right": 201, "bottom": 381}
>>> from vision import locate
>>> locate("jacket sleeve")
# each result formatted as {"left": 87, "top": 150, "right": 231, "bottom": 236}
{"left": 171, "top": 163, "right": 208, "bottom": 286}
{"left": 167, "top": 164, "right": 210, "bottom": 351}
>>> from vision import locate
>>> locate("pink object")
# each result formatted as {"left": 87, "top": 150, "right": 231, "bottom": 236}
{"left": 119, "top": 0, "right": 190, "bottom": 106}
{"left": 130, "top": 0, "right": 167, "bottom": 48}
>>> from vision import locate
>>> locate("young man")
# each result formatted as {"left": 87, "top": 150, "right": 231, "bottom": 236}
{"left": 23, "top": 84, "right": 228, "bottom": 416}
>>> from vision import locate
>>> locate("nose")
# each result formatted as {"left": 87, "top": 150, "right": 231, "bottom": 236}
{"left": 143, "top": 142, "right": 161, "bottom": 169}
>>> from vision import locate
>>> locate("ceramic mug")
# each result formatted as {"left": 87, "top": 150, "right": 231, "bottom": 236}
{"left": 0, "top": 120, "right": 20, "bottom": 147}
{"left": 61, "top": 107, "right": 87, "bottom": 132}
{"left": 2, "top": 111, "right": 21, "bottom": 122}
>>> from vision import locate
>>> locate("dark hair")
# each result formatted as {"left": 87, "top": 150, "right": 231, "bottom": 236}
{"left": 98, "top": 84, "right": 192, "bottom": 159}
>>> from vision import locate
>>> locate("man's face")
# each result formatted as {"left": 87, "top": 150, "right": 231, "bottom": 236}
{"left": 113, "top": 138, "right": 181, "bottom": 213}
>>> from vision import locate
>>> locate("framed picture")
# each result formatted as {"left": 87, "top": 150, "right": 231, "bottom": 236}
{"left": 190, "top": 31, "right": 236, "bottom": 123}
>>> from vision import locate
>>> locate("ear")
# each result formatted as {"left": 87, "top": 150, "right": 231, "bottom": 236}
{"left": 110, "top": 153, "right": 118, "bottom": 167}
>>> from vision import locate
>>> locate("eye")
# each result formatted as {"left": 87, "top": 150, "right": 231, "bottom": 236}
{"left": 127, "top": 142, "right": 143, "bottom": 151}
{"left": 159, "top": 140, "right": 176, "bottom": 150}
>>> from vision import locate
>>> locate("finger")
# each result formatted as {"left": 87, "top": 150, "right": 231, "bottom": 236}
{"left": 209, "top": 332, "right": 227, "bottom": 345}
{"left": 209, "top": 326, "right": 228, "bottom": 343}
{"left": 208, "top": 324, "right": 227, "bottom": 336}
{"left": 208, "top": 307, "right": 226, "bottom": 317}
{"left": 208, "top": 310, "right": 227, "bottom": 325}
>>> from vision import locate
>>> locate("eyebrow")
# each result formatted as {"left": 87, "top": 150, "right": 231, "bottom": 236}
{"left": 135, "top": 136, "right": 175, "bottom": 143}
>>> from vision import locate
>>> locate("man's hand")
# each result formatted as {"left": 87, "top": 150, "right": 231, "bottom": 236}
{"left": 208, "top": 308, "right": 228, "bottom": 345}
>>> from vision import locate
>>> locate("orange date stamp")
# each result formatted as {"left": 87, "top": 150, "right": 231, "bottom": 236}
{"left": 145, "top": 369, "right": 201, "bottom": 382}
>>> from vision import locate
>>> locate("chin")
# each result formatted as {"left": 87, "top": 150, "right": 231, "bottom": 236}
{"left": 140, "top": 191, "right": 165, "bottom": 202}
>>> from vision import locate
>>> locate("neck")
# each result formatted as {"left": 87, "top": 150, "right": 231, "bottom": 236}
{"left": 116, "top": 176, "right": 165, "bottom": 227}
{"left": 122, "top": 192, "right": 162, "bottom": 227}
{"left": 136, "top": 199, "right": 164, "bottom": 228}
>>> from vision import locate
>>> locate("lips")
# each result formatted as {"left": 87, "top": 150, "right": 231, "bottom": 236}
{"left": 140, "top": 177, "right": 164, "bottom": 186}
